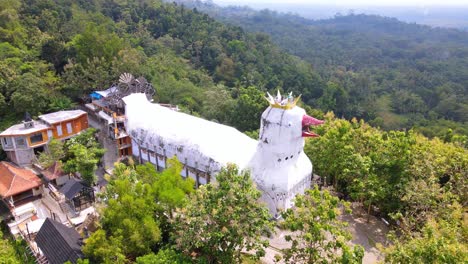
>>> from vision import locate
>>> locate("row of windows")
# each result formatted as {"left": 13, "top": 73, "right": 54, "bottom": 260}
{"left": 1, "top": 122, "right": 74, "bottom": 148}
{"left": 56, "top": 122, "right": 73, "bottom": 136}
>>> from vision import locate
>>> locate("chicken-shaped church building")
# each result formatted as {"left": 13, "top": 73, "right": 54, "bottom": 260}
{"left": 122, "top": 92, "right": 323, "bottom": 214}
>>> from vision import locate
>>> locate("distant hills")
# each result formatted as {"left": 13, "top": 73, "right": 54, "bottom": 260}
{"left": 171, "top": 0, "right": 468, "bottom": 137}
{"left": 214, "top": 1, "right": 468, "bottom": 30}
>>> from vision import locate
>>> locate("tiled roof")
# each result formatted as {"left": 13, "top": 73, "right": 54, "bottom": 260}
{"left": 0, "top": 162, "right": 42, "bottom": 198}
{"left": 35, "top": 218, "right": 83, "bottom": 264}
{"left": 42, "top": 162, "right": 66, "bottom": 181}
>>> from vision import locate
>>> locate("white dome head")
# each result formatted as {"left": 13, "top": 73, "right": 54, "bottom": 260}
{"left": 258, "top": 92, "right": 323, "bottom": 160}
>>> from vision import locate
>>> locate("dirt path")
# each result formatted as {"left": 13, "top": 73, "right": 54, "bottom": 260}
{"left": 260, "top": 204, "right": 389, "bottom": 264}
{"left": 341, "top": 204, "right": 389, "bottom": 263}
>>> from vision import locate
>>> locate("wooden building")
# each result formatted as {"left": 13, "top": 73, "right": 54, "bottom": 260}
{"left": 0, "top": 110, "right": 88, "bottom": 166}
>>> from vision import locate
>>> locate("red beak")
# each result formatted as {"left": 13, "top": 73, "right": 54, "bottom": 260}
{"left": 302, "top": 115, "right": 324, "bottom": 137}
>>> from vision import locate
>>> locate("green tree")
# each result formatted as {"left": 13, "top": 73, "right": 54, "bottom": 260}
{"left": 10, "top": 72, "right": 51, "bottom": 116}
{"left": 350, "top": 173, "right": 385, "bottom": 223}
{"left": 140, "top": 157, "right": 195, "bottom": 218}
{"left": 173, "top": 164, "right": 273, "bottom": 263}
{"left": 136, "top": 249, "right": 190, "bottom": 264}
{"left": 0, "top": 0, "right": 26, "bottom": 47}
{"left": 70, "top": 23, "right": 125, "bottom": 64}
{"left": 84, "top": 159, "right": 194, "bottom": 263}
{"left": 281, "top": 186, "right": 364, "bottom": 264}
{"left": 0, "top": 92, "right": 5, "bottom": 111}
{"left": 228, "top": 86, "right": 268, "bottom": 131}
{"left": 48, "top": 96, "right": 77, "bottom": 112}
{"left": 0, "top": 231, "right": 21, "bottom": 264}
{"left": 61, "top": 57, "right": 116, "bottom": 100}
{"left": 61, "top": 129, "right": 105, "bottom": 186}
{"left": 103, "top": 182, "right": 161, "bottom": 258}
{"left": 63, "top": 144, "right": 99, "bottom": 185}
{"left": 82, "top": 229, "right": 126, "bottom": 264}
{"left": 38, "top": 138, "right": 64, "bottom": 168}
{"left": 384, "top": 214, "right": 468, "bottom": 264}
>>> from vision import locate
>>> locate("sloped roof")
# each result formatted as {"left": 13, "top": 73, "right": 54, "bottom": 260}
{"left": 35, "top": 218, "right": 83, "bottom": 264}
{"left": 0, "top": 162, "right": 42, "bottom": 198}
{"left": 59, "top": 179, "right": 91, "bottom": 200}
{"left": 42, "top": 162, "right": 66, "bottom": 181}
{"left": 0, "top": 121, "right": 49, "bottom": 136}
{"left": 39, "top": 110, "right": 86, "bottom": 125}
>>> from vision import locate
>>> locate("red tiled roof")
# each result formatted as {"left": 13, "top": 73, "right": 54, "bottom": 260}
{"left": 42, "top": 162, "right": 66, "bottom": 181}
{"left": 0, "top": 162, "right": 42, "bottom": 198}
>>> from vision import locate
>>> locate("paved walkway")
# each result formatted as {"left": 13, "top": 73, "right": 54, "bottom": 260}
{"left": 341, "top": 204, "right": 389, "bottom": 264}
{"left": 35, "top": 190, "right": 68, "bottom": 224}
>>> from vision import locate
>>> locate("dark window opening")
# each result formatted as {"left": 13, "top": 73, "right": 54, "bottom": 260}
{"left": 34, "top": 146, "right": 45, "bottom": 155}
{"left": 30, "top": 133, "right": 44, "bottom": 144}
{"left": 2, "top": 137, "right": 12, "bottom": 148}
{"left": 15, "top": 137, "right": 26, "bottom": 147}
{"left": 285, "top": 157, "right": 289, "bottom": 160}
{"left": 277, "top": 158, "right": 281, "bottom": 162}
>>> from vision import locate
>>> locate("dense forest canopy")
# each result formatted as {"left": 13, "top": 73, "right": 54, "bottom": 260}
{"left": 172, "top": 0, "right": 468, "bottom": 138}
{"left": 0, "top": 0, "right": 467, "bottom": 262}
{"left": 0, "top": 0, "right": 325, "bottom": 134}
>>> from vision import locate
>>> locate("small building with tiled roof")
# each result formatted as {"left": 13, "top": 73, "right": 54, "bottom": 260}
{"left": 35, "top": 218, "right": 84, "bottom": 264}
{"left": 0, "top": 161, "right": 43, "bottom": 206}
{"left": 40, "top": 162, "right": 71, "bottom": 186}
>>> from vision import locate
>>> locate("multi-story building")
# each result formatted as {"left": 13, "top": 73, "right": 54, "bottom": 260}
{"left": 0, "top": 110, "right": 88, "bottom": 166}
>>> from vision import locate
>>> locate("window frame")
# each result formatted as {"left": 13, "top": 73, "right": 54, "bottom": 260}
{"left": 29, "top": 133, "right": 44, "bottom": 144}
{"left": 66, "top": 122, "right": 72, "bottom": 134}
{"left": 56, "top": 124, "right": 63, "bottom": 136}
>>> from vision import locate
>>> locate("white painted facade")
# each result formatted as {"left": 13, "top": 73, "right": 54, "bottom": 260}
{"left": 123, "top": 93, "right": 319, "bottom": 214}
{"left": 249, "top": 106, "right": 313, "bottom": 213}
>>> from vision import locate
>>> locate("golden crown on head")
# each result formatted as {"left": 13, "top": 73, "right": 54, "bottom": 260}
{"left": 265, "top": 90, "right": 302, "bottom": 110}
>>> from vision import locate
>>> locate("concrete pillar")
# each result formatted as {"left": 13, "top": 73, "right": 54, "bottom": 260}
{"left": 138, "top": 141, "right": 142, "bottom": 164}
{"left": 154, "top": 145, "right": 159, "bottom": 169}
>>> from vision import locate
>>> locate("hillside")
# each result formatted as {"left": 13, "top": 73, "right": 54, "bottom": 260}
{"left": 174, "top": 1, "right": 468, "bottom": 138}
{"left": 0, "top": 1, "right": 467, "bottom": 263}
{"left": 0, "top": 0, "right": 324, "bottom": 133}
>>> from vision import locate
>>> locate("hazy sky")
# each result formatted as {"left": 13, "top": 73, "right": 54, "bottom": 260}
{"left": 215, "top": 0, "right": 468, "bottom": 6}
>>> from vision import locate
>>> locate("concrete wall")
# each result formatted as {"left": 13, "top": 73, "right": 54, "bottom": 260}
{"left": 32, "top": 185, "right": 44, "bottom": 196}
{"left": 13, "top": 149, "right": 35, "bottom": 166}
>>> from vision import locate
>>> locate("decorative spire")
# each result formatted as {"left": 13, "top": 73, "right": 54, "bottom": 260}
{"left": 265, "top": 90, "right": 301, "bottom": 110}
